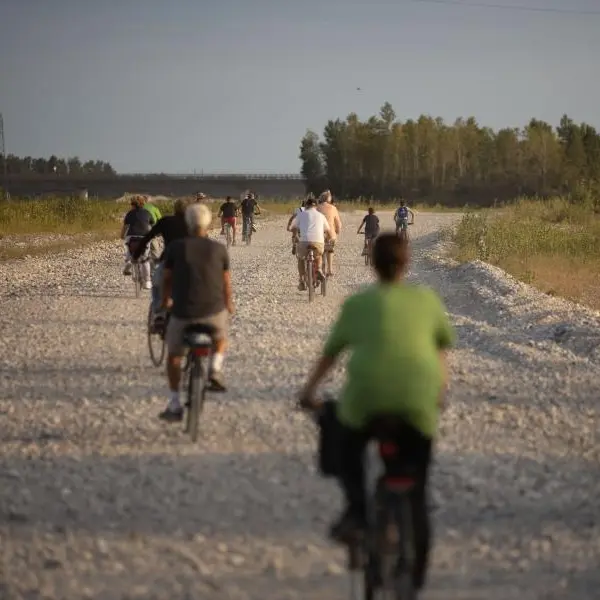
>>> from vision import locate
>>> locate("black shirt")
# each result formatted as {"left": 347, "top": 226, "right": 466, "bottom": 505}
{"left": 220, "top": 202, "right": 237, "bottom": 218}
{"left": 133, "top": 214, "right": 188, "bottom": 261}
{"left": 240, "top": 198, "right": 258, "bottom": 217}
{"left": 123, "top": 207, "right": 152, "bottom": 237}
{"left": 362, "top": 214, "right": 380, "bottom": 237}
{"left": 164, "top": 237, "right": 229, "bottom": 319}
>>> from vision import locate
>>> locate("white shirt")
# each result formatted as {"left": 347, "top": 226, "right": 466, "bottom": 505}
{"left": 291, "top": 207, "right": 330, "bottom": 244}
{"left": 293, "top": 206, "right": 304, "bottom": 219}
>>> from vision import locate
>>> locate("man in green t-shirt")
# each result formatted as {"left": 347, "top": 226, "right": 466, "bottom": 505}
{"left": 299, "top": 232, "right": 455, "bottom": 592}
{"left": 141, "top": 196, "right": 162, "bottom": 259}
{"left": 142, "top": 196, "right": 162, "bottom": 225}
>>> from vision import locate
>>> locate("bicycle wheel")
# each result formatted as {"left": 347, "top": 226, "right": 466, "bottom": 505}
{"left": 393, "top": 496, "right": 417, "bottom": 600}
{"left": 246, "top": 218, "right": 252, "bottom": 245}
{"left": 132, "top": 263, "right": 141, "bottom": 298}
{"left": 226, "top": 224, "right": 232, "bottom": 248}
{"left": 321, "top": 264, "right": 327, "bottom": 297}
{"left": 147, "top": 302, "right": 165, "bottom": 367}
{"left": 306, "top": 257, "right": 314, "bottom": 303}
{"left": 186, "top": 354, "right": 207, "bottom": 442}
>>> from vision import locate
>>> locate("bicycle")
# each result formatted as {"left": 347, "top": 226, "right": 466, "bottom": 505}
{"left": 182, "top": 323, "right": 215, "bottom": 442}
{"left": 361, "top": 234, "right": 375, "bottom": 266}
{"left": 125, "top": 236, "right": 148, "bottom": 298}
{"left": 242, "top": 213, "right": 259, "bottom": 245}
{"left": 224, "top": 222, "right": 233, "bottom": 248}
{"left": 304, "top": 247, "right": 326, "bottom": 302}
{"left": 396, "top": 220, "right": 413, "bottom": 243}
{"left": 347, "top": 421, "right": 419, "bottom": 600}
{"left": 306, "top": 401, "right": 418, "bottom": 600}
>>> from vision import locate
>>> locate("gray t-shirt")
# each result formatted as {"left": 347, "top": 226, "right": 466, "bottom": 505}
{"left": 362, "top": 214, "right": 380, "bottom": 237}
{"left": 164, "top": 237, "right": 229, "bottom": 319}
{"left": 123, "top": 207, "right": 152, "bottom": 237}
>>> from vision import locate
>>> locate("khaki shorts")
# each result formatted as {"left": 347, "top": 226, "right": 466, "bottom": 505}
{"left": 166, "top": 311, "right": 229, "bottom": 356}
{"left": 297, "top": 242, "right": 324, "bottom": 259}
{"left": 324, "top": 239, "right": 336, "bottom": 253}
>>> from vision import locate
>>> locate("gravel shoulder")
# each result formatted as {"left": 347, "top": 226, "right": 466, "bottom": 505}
{"left": 1, "top": 212, "right": 599, "bottom": 600}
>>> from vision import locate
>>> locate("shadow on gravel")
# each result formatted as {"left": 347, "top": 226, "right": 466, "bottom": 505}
{"left": 1, "top": 446, "right": 597, "bottom": 598}
{"left": 0, "top": 451, "right": 337, "bottom": 539}
{"left": 0, "top": 362, "right": 161, "bottom": 405}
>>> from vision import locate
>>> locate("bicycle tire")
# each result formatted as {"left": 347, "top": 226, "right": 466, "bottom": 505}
{"left": 147, "top": 302, "right": 165, "bottom": 367}
{"left": 307, "top": 257, "right": 314, "bottom": 303}
{"left": 246, "top": 218, "right": 252, "bottom": 245}
{"left": 186, "top": 355, "right": 205, "bottom": 442}
{"left": 226, "top": 224, "right": 232, "bottom": 248}
{"left": 321, "top": 268, "right": 327, "bottom": 297}
{"left": 133, "top": 263, "right": 141, "bottom": 298}
{"left": 393, "top": 495, "right": 417, "bottom": 600}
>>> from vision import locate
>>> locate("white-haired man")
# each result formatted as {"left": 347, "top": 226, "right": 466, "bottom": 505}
{"left": 159, "top": 203, "right": 234, "bottom": 421}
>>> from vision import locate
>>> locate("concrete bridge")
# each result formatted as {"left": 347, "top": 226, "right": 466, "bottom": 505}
{"left": 3, "top": 174, "right": 306, "bottom": 199}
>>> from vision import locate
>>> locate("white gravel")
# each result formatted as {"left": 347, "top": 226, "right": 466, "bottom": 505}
{"left": 1, "top": 212, "right": 599, "bottom": 600}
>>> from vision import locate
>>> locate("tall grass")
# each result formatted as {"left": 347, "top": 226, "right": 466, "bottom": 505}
{"left": 452, "top": 196, "right": 600, "bottom": 309}
{"left": 0, "top": 197, "right": 124, "bottom": 236}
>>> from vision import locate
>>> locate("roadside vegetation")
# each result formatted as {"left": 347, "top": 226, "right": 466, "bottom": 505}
{"left": 451, "top": 193, "right": 600, "bottom": 310}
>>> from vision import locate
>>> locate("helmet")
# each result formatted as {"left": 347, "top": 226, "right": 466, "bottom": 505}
{"left": 196, "top": 192, "right": 206, "bottom": 203}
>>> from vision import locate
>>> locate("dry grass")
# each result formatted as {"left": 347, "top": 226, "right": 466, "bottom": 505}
{"left": 452, "top": 196, "right": 600, "bottom": 310}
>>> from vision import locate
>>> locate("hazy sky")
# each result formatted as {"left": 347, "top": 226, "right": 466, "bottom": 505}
{"left": 1, "top": 0, "right": 599, "bottom": 173}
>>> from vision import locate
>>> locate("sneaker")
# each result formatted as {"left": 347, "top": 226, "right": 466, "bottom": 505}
{"left": 143, "top": 280, "right": 152, "bottom": 290}
{"left": 298, "top": 281, "right": 307, "bottom": 291}
{"left": 329, "top": 508, "right": 366, "bottom": 545}
{"left": 208, "top": 370, "right": 226, "bottom": 392}
{"left": 123, "top": 263, "right": 132, "bottom": 276}
{"left": 158, "top": 406, "right": 183, "bottom": 422}
{"left": 317, "top": 270, "right": 325, "bottom": 282}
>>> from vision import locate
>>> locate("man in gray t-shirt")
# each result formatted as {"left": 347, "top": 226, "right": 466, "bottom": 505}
{"left": 357, "top": 207, "right": 380, "bottom": 239}
{"left": 159, "top": 204, "right": 234, "bottom": 422}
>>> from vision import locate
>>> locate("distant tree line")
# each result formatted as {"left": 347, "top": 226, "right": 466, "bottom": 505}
{"left": 0, "top": 154, "right": 116, "bottom": 176}
{"left": 299, "top": 103, "right": 600, "bottom": 203}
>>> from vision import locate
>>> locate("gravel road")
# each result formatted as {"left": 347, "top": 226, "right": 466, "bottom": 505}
{"left": 1, "top": 212, "right": 599, "bottom": 600}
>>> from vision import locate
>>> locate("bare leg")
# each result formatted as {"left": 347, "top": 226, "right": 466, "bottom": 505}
{"left": 167, "top": 354, "right": 182, "bottom": 393}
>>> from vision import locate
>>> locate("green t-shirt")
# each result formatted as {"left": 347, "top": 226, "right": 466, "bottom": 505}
{"left": 323, "top": 282, "right": 455, "bottom": 438}
{"left": 144, "top": 203, "right": 162, "bottom": 225}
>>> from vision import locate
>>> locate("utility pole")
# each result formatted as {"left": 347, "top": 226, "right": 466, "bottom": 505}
{"left": 0, "top": 112, "right": 7, "bottom": 200}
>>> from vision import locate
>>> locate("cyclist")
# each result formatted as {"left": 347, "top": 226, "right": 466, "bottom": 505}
{"left": 218, "top": 196, "right": 238, "bottom": 245}
{"left": 394, "top": 199, "right": 414, "bottom": 236}
{"left": 317, "top": 190, "right": 342, "bottom": 277}
{"left": 195, "top": 192, "right": 207, "bottom": 203}
{"left": 239, "top": 192, "right": 261, "bottom": 241}
{"left": 159, "top": 203, "right": 234, "bottom": 421}
{"left": 298, "top": 232, "right": 455, "bottom": 592}
{"left": 289, "top": 195, "right": 331, "bottom": 290}
{"left": 287, "top": 197, "right": 306, "bottom": 255}
{"left": 120, "top": 195, "right": 153, "bottom": 288}
{"left": 357, "top": 207, "right": 380, "bottom": 255}
{"left": 132, "top": 199, "right": 189, "bottom": 330}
